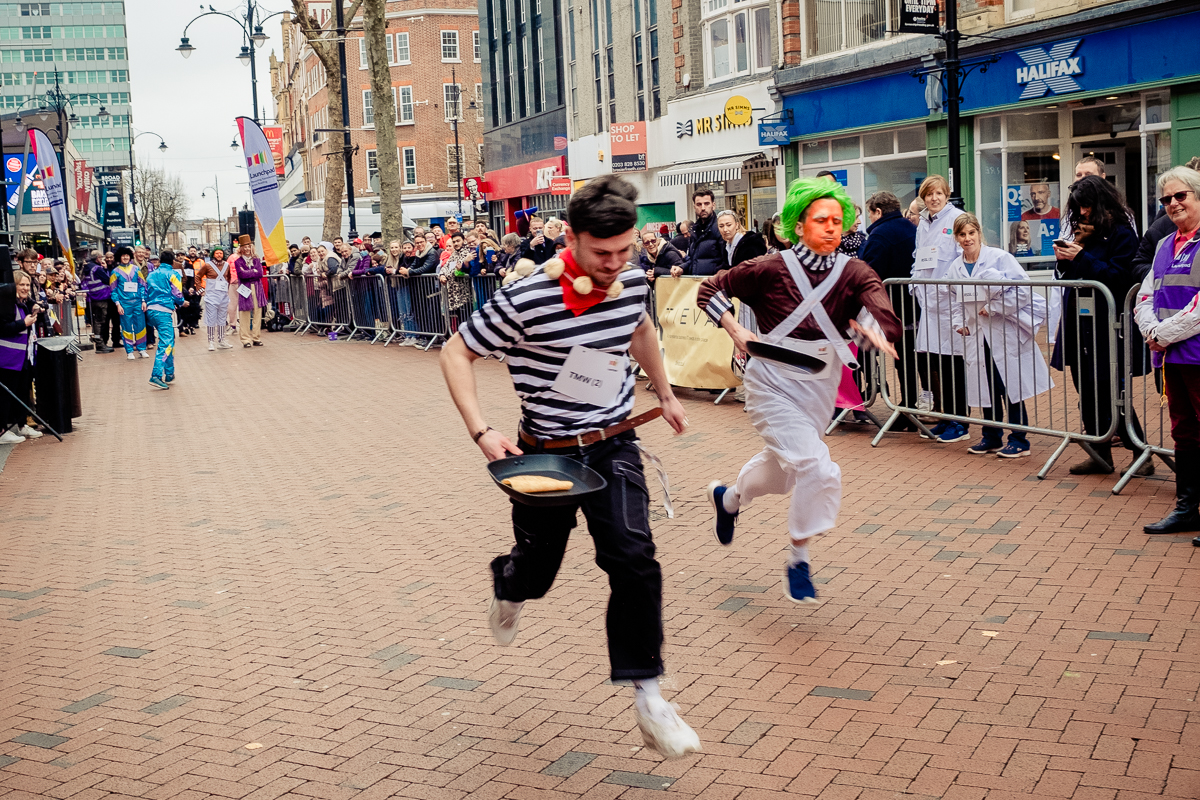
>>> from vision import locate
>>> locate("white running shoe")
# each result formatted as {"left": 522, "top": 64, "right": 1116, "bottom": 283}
{"left": 636, "top": 698, "right": 702, "bottom": 760}
{"left": 0, "top": 429, "right": 25, "bottom": 444}
{"left": 17, "top": 425, "right": 42, "bottom": 439}
{"left": 208, "top": 341, "right": 215, "bottom": 351}
{"left": 127, "top": 352, "right": 135, "bottom": 360}
{"left": 140, "top": 350, "right": 150, "bottom": 359}
{"left": 217, "top": 341, "right": 234, "bottom": 350}
{"left": 487, "top": 597, "right": 523, "bottom": 646}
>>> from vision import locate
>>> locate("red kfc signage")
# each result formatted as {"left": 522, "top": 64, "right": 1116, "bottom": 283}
{"left": 483, "top": 155, "right": 567, "bottom": 200}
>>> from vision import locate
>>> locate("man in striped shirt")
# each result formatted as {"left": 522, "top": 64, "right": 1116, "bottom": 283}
{"left": 440, "top": 175, "right": 701, "bottom": 760}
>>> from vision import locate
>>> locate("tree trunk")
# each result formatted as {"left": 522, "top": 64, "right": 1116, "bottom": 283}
{"left": 292, "top": 0, "right": 365, "bottom": 242}
{"left": 319, "top": 47, "right": 347, "bottom": 242}
{"left": 363, "top": 0, "right": 402, "bottom": 242}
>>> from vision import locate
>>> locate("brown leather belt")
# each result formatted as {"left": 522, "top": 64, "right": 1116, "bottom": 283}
{"left": 519, "top": 408, "right": 663, "bottom": 450}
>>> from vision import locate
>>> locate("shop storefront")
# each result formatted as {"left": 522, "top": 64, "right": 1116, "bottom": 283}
{"left": 483, "top": 154, "right": 568, "bottom": 234}
{"left": 774, "top": 4, "right": 1200, "bottom": 269}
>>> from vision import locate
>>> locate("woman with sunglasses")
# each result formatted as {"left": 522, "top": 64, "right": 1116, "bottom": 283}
{"left": 1052, "top": 175, "right": 1140, "bottom": 475}
{"left": 1135, "top": 166, "right": 1200, "bottom": 538}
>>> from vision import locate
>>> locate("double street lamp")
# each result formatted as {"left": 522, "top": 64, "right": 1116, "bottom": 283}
{"left": 177, "top": 0, "right": 287, "bottom": 123}
{"left": 13, "top": 69, "right": 110, "bottom": 168}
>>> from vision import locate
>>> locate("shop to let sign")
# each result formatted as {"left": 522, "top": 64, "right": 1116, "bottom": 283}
{"left": 610, "top": 121, "right": 647, "bottom": 173}
{"left": 899, "top": 0, "right": 938, "bottom": 33}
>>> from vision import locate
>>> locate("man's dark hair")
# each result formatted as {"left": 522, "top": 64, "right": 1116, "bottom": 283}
{"left": 159, "top": 249, "right": 175, "bottom": 264}
{"left": 865, "top": 191, "right": 901, "bottom": 215}
{"left": 567, "top": 174, "right": 638, "bottom": 239}
{"left": 1067, "top": 175, "right": 1131, "bottom": 238}
{"left": 289, "top": 243, "right": 299, "bottom": 250}
{"left": 691, "top": 188, "right": 714, "bottom": 203}
{"left": 815, "top": 170, "right": 835, "bottom": 179}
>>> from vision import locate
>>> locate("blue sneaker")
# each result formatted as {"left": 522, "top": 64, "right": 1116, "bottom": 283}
{"left": 148, "top": 376, "right": 169, "bottom": 390}
{"left": 997, "top": 441, "right": 1031, "bottom": 459}
{"left": 706, "top": 481, "right": 738, "bottom": 545}
{"left": 784, "top": 561, "right": 819, "bottom": 604}
{"left": 937, "top": 423, "right": 970, "bottom": 443}
{"left": 967, "top": 438, "right": 1002, "bottom": 455}
{"left": 920, "top": 421, "right": 947, "bottom": 440}
{"left": 165, "top": 373, "right": 175, "bottom": 384}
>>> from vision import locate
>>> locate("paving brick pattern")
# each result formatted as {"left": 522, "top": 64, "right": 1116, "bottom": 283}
{"left": 0, "top": 330, "right": 1196, "bottom": 799}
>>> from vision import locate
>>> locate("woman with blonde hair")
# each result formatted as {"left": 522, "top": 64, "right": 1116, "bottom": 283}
{"left": 717, "top": 209, "right": 767, "bottom": 269}
{"left": 946, "top": 213, "right": 1051, "bottom": 458}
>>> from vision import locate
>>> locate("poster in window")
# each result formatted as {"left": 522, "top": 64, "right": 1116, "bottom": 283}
{"left": 1006, "top": 183, "right": 1061, "bottom": 256}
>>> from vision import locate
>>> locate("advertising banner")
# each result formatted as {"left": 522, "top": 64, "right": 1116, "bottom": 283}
{"left": 237, "top": 116, "right": 288, "bottom": 265}
{"left": 655, "top": 277, "right": 741, "bottom": 390}
{"left": 5, "top": 153, "right": 47, "bottom": 213}
{"left": 610, "top": 121, "right": 647, "bottom": 173}
{"left": 29, "top": 128, "right": 75, "bottom": 274}
{"left": 899, "top": 0, "right": 939, "bottom": 33}
{"left": 263, "top": 126, "right": 285, "bottom": 176}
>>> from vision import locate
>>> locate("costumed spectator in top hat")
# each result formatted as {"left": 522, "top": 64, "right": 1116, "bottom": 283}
{"left": 230, "top": 234, "right": 267, "bottom": 348}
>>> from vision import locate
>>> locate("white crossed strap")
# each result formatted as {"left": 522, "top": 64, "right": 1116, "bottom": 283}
{"left": 771, "top": 249, "right": 859, "bottom": 370}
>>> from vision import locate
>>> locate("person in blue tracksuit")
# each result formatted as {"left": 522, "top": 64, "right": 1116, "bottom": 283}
{"left": 109, "top": 246, "right": 148, "bottom": 359}
{"left": 145, "top": 249, "right": 188, "bottom": 389}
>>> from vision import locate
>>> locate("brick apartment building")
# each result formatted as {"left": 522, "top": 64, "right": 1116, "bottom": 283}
{"left": 271, "top": 0, "right": 485, "bottom": 226}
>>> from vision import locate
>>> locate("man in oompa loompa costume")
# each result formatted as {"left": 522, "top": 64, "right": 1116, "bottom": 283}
{"left": 698, "top": 178, "right": 902, "bottom": 603}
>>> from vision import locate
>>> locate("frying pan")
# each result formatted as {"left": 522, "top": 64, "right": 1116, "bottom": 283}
{"left": 487, "top": 454, "right": 608, "bottom": 507}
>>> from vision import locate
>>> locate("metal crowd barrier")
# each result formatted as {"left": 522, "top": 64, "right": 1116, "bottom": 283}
{"left": 297, "top": 274, "right": 339, "bottom": 335}
{"left": 874, "top": 277, "right": 1119, "bottom": 479}
{"left": 288, "top": 274, "right": 309, "bottom": 330}
{"left": 348, "top": 275, "right": 391, "bottom": 343}
{"left": 1113, "top": 285, "right": 1175, "bottom": 494}
{"left": 826, "top": 349, "right": 881, "bottom": 434}
{"left": 383, "top": 273, "right": 450, "bottom": 349}
{"left": 265, "top": 274, "right": 297, "bottom": 332}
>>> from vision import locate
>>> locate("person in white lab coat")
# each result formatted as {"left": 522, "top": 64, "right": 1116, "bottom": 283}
{"left": 912, "top": 175, "right": 970, "bottom": 443}
{"left": 946, "top": 214, "right": 1053, "bottom": 458}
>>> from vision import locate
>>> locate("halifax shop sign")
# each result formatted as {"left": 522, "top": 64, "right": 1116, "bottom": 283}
{"left": 778, "top": 11, "right": 1200, "bottom": 141}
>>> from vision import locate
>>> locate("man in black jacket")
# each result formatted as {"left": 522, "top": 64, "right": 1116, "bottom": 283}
{"left": 859, "top": 191, "right": 920, "bottom": 429}
{"left": 520, "top": 215, "right": 556, "bottom": 264}
{"left": 687, "top": 190, "right": 725, "bottom": 276}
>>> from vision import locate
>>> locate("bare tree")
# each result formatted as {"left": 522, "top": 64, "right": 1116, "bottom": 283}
{"left": 133, "top": 165, "right": 189, "bottom": 252}
{"left": 291, "top": 0, "right": 364, "bottom": 241}
{"left": 363, "top": 0, "right": 402, "bottom": 242}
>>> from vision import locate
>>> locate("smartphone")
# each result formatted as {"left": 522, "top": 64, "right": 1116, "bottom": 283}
{"left": 1053, "top": 239, "right": 1070, "bottom": 248}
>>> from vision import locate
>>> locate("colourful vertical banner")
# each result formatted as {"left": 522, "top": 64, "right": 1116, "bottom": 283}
{"left": 29, "top": 127, "right": 75, "bottom": 275}
{"left": 236, "top": 116, "right": 288, "bottom": 266}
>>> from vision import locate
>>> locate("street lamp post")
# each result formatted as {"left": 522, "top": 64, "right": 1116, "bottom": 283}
{"left": 201, "top": 177, "right": 223, "bottom": 247}
{"left": 177, "top": 0, "right": 285, "bottom": 123}
{"left": 448, "top": 67, "right": 477, "bottom": 224}
{"left": 126, "top": 130, "right": 168, "bottom": 249}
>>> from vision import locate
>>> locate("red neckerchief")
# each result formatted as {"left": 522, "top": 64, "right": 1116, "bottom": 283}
{"left": 558, "top": 249, "right": 609, "bottom": 316}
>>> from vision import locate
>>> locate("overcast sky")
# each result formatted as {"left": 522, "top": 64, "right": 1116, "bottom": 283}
{"left": 126, "top": 0, "right": 290, "bottom": 224}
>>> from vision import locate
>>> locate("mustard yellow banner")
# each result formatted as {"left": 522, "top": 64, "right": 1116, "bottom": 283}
{"left": 654, "top": 277, "right": 741, "bottom": 390}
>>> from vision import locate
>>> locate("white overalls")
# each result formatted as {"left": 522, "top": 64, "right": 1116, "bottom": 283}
{"left": 732, "top": 251, "right": 861, "bottom": 542}
{"left": 202, "top": 260, "right": 232, "bottom": 346}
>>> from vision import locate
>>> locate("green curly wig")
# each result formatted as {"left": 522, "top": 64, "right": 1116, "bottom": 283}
{"left": 777, "top": 178, "right": 856, "bottom": 246}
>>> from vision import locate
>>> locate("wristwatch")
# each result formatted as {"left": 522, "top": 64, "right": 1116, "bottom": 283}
{"left": 472, "top": 426, "right": 494, "bottom": 443}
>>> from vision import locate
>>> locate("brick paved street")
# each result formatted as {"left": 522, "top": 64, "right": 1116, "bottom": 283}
{"left": 1, "top": 329, "right": 1197, "bottom": 800}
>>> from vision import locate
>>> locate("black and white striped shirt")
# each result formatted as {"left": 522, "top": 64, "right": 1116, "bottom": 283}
{"left": 459, "top": 265, "right": 649, "bottom": 438}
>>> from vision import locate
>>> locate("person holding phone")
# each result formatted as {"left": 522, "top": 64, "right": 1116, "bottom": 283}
{"left": 1053, "top": 175, "right": 1140, "bottom": 474}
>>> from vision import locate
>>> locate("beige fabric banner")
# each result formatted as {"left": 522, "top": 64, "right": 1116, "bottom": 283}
{"left": 654, "top": 277, "right": 741, "bottom": 390}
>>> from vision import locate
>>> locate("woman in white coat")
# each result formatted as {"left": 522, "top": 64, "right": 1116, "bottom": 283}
{"left": 947, "top": 213, "right": 1052, "bottom": 458}
{"left": 913, "top": 175, "right": 970, "bottom": 443}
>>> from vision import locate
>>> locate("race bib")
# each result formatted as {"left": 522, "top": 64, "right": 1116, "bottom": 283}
{"left": 184, "top": 268, "right": 194, "bottom": 276}
{"left": 237, "top": 284, "right": 253, "bottom": 299}
{"left": 550, "top": 346, "right": 628, "bottom": 407}
{"left": 123, "top": 281, "right": 137, "bottom": 293}
{"left": 915, "top": 246, "right": 938, "bottom": 272}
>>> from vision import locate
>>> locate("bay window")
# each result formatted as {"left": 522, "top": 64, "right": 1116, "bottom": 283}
{"left": 703, "top": 0, "right": 771, "bottom": 84}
